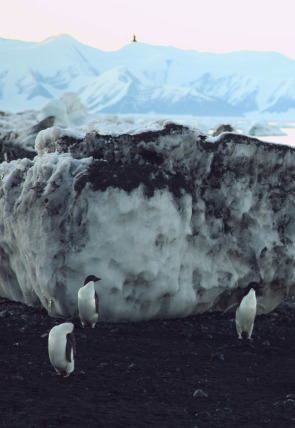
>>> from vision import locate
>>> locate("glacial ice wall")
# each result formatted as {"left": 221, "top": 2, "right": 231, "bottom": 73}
{"left": 1, "top": 121, "right": 295, "bottom": 320}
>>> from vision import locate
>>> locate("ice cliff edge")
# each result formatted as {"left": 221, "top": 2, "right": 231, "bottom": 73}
{"left": 0, "top": 121, "right": 294, "bottom": 320}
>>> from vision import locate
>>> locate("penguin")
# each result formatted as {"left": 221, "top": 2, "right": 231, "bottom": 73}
{"left": 224, "top": 281, "right": 266, "bottom": 340}
{"left": 78, "top": 275, "right": 101, "bottom": 328}
{"left": 48, "top": 322, "right": 76, "bottom": 377}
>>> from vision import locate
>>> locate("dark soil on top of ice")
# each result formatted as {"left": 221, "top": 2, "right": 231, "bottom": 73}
{"left": 1, "top": 298, "right": 295, "bottom": 428}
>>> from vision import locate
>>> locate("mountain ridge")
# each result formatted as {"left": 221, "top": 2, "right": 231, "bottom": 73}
{"left": 1, "top": 34, "right": 295, "bottom": 118}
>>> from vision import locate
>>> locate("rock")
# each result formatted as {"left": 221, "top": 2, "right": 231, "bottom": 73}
{"left": 0, "top": 310, "right": 10, "bottom": 319}
{"left": 7, "top": 375, "right": 24, "bottom": 381}
{"left": 212, "top": 124, "right": 235, "bottom": 136}
{"left": 27, "top": 116, "right": 55, "bottom": 135}
{"left": 283, "top": 399, "right": 295, "bottom": 409}
{"left": 210, "top": 351, "right": 225, "bottom": 361}
{"left": 216, "top": 408, "right": 232, "bottom": 415}
{"left": 193, "top": 389, "right": 208, "bottom": 398}
{"left": 0, "top": 131, "right": 36, "bottom": 162}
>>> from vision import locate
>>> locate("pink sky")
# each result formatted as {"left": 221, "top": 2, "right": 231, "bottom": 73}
{"left": 2, "top": 0, "right": 295, "bottom": 59}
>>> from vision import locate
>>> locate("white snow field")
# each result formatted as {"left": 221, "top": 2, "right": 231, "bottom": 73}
{"left": 1, "top": 97, "right": 295, "bottom": 321}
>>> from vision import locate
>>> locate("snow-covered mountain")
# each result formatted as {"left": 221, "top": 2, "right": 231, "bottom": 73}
{"left": 1, "top": 34, "right": 295, "bottom": 118}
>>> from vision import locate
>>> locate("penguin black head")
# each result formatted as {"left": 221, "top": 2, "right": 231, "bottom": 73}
{"left": 244, "top": 281, "right": 263, "bottom": 297}
{"left": 65, "top": 316, "right": 83, "bottom": 329}
{"left": 84, "top": 275, "right": 101, "bottom": 285}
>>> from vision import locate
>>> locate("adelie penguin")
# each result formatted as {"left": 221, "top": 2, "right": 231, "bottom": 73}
{"left": 78, "top": 275, "right": 101, "bottom": 328}
{"left": 224, "top": 282, "right": 266, "bottom": 340}
{"left": 48, "top": 322, "right": 76, "bottom": 377}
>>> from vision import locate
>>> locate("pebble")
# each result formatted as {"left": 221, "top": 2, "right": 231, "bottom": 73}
{"left": 210, "top": 351, "right": 225, "bottom": 361}
{"left": 181, "top": 330, "right": 192, "bottom": 338}
{"left": 78, "top": 333, "right": 87, "bottom": 340}
{"left": 216, "top": 407, "right": 232, "bottom": 415}
{"left": 274, "top": 399, "right": 295, "bottom": 409}
{"left": 0, "top": 310, "right": 10, "bottom": 319}
{"left": 7, "top": 375, "right": 24, "bottom": 381}
{"left": 283, "top": 399, "right": 295, "bottom": 409}
{"left": 193, "top": 389, "right": 208, "bottom": 398}
{"left": 127, "top": 363, "right": 135, "bottom": 370}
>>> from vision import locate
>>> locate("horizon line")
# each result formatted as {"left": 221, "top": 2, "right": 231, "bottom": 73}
{"left": 1, "top": 32, "right": 294, "bottom": 60}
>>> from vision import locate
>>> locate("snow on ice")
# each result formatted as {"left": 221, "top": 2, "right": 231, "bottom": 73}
{"left": 1, "top": 97, "right": 295, "bottom": 321}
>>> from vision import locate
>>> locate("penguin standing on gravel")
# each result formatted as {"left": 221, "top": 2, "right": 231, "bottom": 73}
{"left": 78, "top": 275, "right": 101, "bottom": 328}
{"left": 48, "top": 322, "right": 76, "bottom": 377}
{"left": 224, "top": 282, "right": 266, "bottom": 340}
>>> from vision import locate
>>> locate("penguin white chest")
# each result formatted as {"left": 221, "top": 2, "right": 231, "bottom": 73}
{"left": 236, "top": 303, "right": 256, "bottom": 327}
{"left": 235, "top": 289, "right": 257, "bottom": 339}
{"left": 78, "top": 282, "right": 98, "bottom": 327}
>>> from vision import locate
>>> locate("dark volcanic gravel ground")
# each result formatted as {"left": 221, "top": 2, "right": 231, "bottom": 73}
{"left": 1, "top": 298, "right": 295, "bottom": 428}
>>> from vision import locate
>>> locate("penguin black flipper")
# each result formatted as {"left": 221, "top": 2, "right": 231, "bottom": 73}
{"left": 66, "top": 332, "right": 76, "bottom": 363}
{"left": 223, "top": 302, "right": 239, "bottom": 314}
{"left": 95, "top": 292, "right": 99, "bottom": 314}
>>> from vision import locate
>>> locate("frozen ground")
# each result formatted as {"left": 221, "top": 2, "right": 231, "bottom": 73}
{"left": 1, "top": 297, "right": 295, "bottom": 427}
{"left": 1, "top": 94, "right": 295, "bottom": 320}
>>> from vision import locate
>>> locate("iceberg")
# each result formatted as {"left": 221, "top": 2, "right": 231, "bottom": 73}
{"left": 0, "top": 121, "right": 294, "bottom": 320}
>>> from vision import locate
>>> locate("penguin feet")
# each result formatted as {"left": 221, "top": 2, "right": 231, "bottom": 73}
{"left": 55, "top": 368, "right": 70, "bottom": 377}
